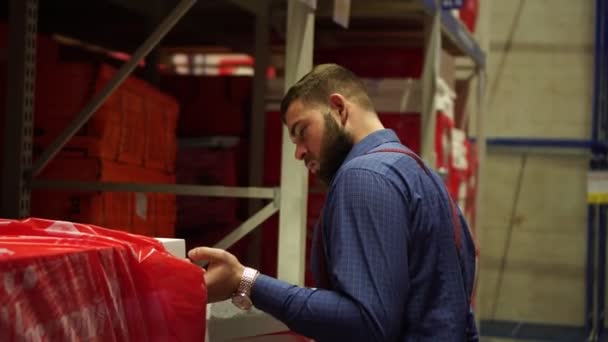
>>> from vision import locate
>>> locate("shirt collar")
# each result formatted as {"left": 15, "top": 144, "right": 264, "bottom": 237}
{"left": 343, "top": 129, "right": 401, "bottom": 165}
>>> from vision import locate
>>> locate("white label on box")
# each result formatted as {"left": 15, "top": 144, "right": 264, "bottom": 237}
{"left": 135, "top": 193, "right": 147, "bottom": 219}
{"left": 155, "top": 238, "right": 186, "bottom": 257}
{"left": 451, "top": 128, "right": 468, "bottom": 171}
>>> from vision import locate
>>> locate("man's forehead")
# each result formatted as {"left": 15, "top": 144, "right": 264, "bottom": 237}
{"left": 285, "top": 101, "right": 305, "bottom": 124}
{"left": 285, "top": 100, "right": 319, "bottom": 125}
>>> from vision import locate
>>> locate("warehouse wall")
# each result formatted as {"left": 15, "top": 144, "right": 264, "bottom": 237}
{"left": 477, "top": 0, "right": 593, "bottom": 333}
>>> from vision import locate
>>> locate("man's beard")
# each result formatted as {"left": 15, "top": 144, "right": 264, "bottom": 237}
{"left": 317, "top": 113, "right": 354, "bottom": 185}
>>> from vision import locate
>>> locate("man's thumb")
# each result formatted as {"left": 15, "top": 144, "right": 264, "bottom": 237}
{"left": 188, "top": 246, "right": 226, "bottom": 262}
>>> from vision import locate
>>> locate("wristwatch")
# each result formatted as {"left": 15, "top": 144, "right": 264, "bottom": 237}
{"left": 232, "top": 267, "right": 259, "bottom": 310}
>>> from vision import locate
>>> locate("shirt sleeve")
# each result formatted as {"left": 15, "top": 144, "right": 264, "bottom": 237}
{"left": 250, "top": 168, "right": 411, "bottom": 341}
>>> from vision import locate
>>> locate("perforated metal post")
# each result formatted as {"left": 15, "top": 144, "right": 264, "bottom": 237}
{"left": 1, "top": 0, "right": 38, "bottom": 218}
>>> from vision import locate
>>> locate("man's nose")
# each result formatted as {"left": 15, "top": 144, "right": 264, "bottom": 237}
{"left": 294, "top": 144, "right": 307, "bottom": 161}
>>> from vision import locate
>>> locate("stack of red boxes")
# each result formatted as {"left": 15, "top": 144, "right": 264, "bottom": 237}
{"left": 31, "top": 62, "right": 179, "bottom": 237}
{"left": 0, "top": 29, "right": 180, "bottom": 237}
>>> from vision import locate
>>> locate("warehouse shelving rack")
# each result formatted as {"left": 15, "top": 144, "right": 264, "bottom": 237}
{"left": 0, "top": 0, "right": 486, "bottom": 323}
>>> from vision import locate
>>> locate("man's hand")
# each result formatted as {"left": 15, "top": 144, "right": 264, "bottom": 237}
{"left": 188, "top": 247, "right": 245, "bottom": 303}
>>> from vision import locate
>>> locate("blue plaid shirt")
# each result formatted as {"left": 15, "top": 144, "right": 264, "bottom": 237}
{"left": 252, "top": 129, "right": 478, "bottom": 341}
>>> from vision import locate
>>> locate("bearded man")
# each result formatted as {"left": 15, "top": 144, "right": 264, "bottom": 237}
{"left": 189, "top": 64, "right": 479, "bottom": 342}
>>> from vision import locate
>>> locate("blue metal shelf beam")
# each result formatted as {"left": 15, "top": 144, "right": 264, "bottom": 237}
{"left": 587, "top": 0, "right": 608, "bottom": 338}
{"left": 471, "top": 137, "right": 608, "bottom": 154}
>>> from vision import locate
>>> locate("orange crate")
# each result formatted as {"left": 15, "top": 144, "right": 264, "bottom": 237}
{"left": 143, "top": 96, "right": 179, "bottom": 173}
{"left": 92, "top": 191, "right": 133, "bottom": 231}
{"left": 31, "top": 157, "right": 133, "bottom": 232}
{"left": 34, "top": 118, "right": 121, "bottom": 163}
{"left": 30, "top": 190, "right": 131, "bottom": 231}
{"left": 33, "top": 63, "right": 178, "bottom": 168}
{"left": 34, "top": 63, "right": 123, "bottom": 162}
{"left": 98, "top": 64, "right": 153, "bottom": 166}
{"left": 98, "top": 65, "right": 179, "bottom": 168}
{"left": 31, "top": 156, "right": 177, "bottom": 236}
{"left": 35, "top": 63, "right": 98, "bottom": 122}
{"left": 96, "top": 160, "right": 176, "bottom": 237}
{"left": 129, "top": 169, "right": 176, "bottom": 238}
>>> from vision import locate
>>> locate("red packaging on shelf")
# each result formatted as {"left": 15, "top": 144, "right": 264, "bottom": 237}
{"left": 459, "top": 0, "right": 479, "bottom": 33}
{"left": 379, "top": 113, "right": 422, "bottom": 154}
{"left": 315, "top": 47, "right": 424, "bottom": 78}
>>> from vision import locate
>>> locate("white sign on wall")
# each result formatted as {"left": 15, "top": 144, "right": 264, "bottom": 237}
{"left": 298, "top": 0, "right": 317, "bottom": 10}
{"left": 333, "top": 0, "right": 351, "bottom": 28}
{"left": 588, "top": 171, "right": 608, "bottom": 204}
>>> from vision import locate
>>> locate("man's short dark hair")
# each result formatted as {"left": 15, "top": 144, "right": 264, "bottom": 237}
{"left": 280, "top": 64, "right": 375, "bottom": 123}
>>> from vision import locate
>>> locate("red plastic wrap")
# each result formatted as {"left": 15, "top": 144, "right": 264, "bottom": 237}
{"left": 0, "top": 218, "right": 206, "bottom": 341}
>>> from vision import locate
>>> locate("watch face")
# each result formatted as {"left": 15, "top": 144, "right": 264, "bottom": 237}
{"left": 232, "top": 293, "right": 253, "bottom": 310}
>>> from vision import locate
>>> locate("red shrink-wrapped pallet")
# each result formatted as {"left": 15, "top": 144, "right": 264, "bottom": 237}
{"left": 0, "top": 218, "right": 206, "bottom": 341}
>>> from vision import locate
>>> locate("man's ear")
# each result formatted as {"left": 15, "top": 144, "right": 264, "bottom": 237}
{"left": 328, "top": 93, "right": 348, "bottom": 125}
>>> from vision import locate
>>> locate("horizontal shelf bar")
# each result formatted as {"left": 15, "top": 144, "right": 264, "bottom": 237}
{"left": 31, "top": 180, "right": 277, "bottom": 199}
{"left": 179, "top": 136, "right": 240, "bottom": 148}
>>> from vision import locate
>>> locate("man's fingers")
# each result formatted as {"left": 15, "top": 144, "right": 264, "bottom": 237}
{"left": 188, "top": 246, "right": 228, "bottom": 262}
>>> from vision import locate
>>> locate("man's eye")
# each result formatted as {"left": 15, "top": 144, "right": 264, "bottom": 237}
{"left": 299, "top": 126, "right": 307, "bottom": 138}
